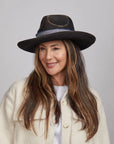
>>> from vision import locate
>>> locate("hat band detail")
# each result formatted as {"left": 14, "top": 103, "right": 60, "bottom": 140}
{"left": 36, "top": 29, "right": 73, "bottom": 37}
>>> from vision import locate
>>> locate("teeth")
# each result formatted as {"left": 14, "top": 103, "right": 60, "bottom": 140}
{"left": 46, "top": 63, "right": 57, "bottom": 67}
{"left": 47, "top": 63, "right": 55, "bottom": 66}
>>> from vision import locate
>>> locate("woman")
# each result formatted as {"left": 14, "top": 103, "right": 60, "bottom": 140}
{"left": 0, "top": 15, "right": 110, "bottom": 144}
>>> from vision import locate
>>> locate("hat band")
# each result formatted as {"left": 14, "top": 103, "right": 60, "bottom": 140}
{"left": 36, "top": 29, "right": 73, "bottom": 37}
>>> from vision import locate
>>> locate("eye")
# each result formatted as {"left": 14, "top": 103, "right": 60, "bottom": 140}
{"left": 53, "top": 47, "right": 59, "bottom": 50}
{"left": 39, "top": 47, "right": 45, "bottom": 51}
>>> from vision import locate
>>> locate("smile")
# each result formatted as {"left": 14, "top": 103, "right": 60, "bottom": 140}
{"left": 46, "top": 62, "right": 58, "bottom": 68}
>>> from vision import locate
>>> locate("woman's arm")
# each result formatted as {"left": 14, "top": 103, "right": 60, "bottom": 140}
{"left": 92, "top": 89, "right": 110, "bottom": 144}
{"left": 0, "top": 85, "right": 15, "bottom": 144}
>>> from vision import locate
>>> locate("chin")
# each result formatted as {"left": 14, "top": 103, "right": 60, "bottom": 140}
{"left": 47, "top": 73, "right": 56, "bottom": 76}
{"left": 46, "top": 71, "right": 58, "bottom": 76}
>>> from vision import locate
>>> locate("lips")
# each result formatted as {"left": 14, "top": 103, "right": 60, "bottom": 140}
{"left": 46, "top": 62, "right": 58, "bottom": 68}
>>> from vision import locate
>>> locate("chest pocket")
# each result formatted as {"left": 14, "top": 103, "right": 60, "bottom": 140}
{"left": 71, "top": 111, "right": 87, "bottom": 143}
{"left": 71, "top": 111, "right": 82, "bottom": 132}
{"left": 13, "top": 107, "right": 47, "bottom": 137}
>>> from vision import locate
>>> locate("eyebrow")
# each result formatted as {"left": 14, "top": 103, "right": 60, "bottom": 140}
{"left": 40, "top": 43, "right": 60, "bottom": 47}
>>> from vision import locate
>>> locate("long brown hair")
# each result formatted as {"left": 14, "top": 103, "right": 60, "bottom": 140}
{"left": 18, "top": 40, "right": 99, "bottom": 142}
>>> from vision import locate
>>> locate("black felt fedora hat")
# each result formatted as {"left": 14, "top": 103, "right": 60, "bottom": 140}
{"left": 17, "top": 14, "right": 96, "bottom": 53}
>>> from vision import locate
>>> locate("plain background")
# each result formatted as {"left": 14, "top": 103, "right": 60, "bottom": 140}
{"left": 0, "top": 0, "right": 113, "bottom": 143}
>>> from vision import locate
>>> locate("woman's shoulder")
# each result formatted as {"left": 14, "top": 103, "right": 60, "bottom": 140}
{"left": 0, "top": 78, "right": 28, "bottom": 122}
{"left": 9, "top": 78, "right": 27, "bottom": 90}
{"left": 89, "top": 87, "right": 105, "bottom": 113}
{"left": 1, "top": 78, "right": 27, "bottom": 116}
{"left": 89, "top": 87, "right": 100, "bottom": 99}
{"left": 2, "top": 78, "right": 27, "bottom": 104}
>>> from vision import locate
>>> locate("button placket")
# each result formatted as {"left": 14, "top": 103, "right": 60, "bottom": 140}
{"left": 61, "top": 97, "right": 71, "bottom": 144}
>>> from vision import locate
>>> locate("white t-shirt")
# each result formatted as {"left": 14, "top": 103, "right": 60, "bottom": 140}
{"left": 53, "top": 85, "right": 68, "bottom": 144}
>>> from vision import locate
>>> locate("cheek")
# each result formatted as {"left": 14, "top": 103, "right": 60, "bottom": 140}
{"left": 39, "top": 53, "right": 44, "bottom": 63}
{"left": 39, "top": 56, "right": 46, "bottom": 69}
{"left": 58, "top": 52, "right": 67, "bottom": 62}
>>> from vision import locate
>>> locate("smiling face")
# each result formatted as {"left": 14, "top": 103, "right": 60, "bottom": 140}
{"left": 39, "top": 40, "right": 67, "bottom": 81}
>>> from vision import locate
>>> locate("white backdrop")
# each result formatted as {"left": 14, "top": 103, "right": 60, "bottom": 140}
{"left": 0, "top": 0, "right": 113, "bottom": 143}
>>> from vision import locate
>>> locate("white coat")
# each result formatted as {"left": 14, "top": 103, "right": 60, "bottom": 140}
{"left": 0, "top": 79, "right": 110, "bottom": 144}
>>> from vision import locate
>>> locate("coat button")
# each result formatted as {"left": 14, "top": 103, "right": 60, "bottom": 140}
{"left": 61, "top": 100, "right": 67, "bottom": 106}
{"left": 63, "top": 122, "right": 69, "bottom": 128}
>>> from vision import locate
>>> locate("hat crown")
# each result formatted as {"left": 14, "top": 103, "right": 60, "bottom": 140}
{"left": 17, "top": 14, "right": 96, "bottom": 52}
{"left": 37, "top": 15, "right": 75, "bottom": 33}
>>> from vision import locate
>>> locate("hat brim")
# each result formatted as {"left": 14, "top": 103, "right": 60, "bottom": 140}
{"left": 17, "top": 31, "right": 96, "bottom": 53}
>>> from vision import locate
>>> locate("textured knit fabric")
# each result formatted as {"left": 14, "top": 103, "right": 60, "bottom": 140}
{"left": 0, "top": 79, "right": 110, "bottom": 144}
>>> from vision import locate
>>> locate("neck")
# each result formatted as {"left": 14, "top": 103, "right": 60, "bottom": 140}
{"left": 51, "top": 74, "right": 66, "bottom": 86}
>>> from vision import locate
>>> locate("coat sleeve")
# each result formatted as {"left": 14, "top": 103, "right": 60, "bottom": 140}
{"left": 92, "top": 90, "right": 110, "bottom": 144}
{"left": 0, "top": 84, "right": 15, "bottom": 144}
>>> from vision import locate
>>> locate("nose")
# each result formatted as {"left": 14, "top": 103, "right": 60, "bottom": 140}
{"left": 46, "top": 49, "right": 53, "bottom": 60}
